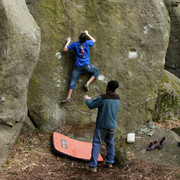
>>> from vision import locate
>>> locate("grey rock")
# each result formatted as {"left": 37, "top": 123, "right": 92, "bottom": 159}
{"left": 153, "top": 70, "right": 180, "bottom": 122}
{"left": 20, "top": 116, "right": 36, "bottom": 135}
{"left": 131, "top": 127, "right": 180, "bottom": 167}
{"left": 164, "top": 0, "right": 180, "bottom": 78}
{"left": 27, "top": 0, "right": 170, "bottom": 136}
{"left": 0, "top": 0, "right": 40, "bottom": 165}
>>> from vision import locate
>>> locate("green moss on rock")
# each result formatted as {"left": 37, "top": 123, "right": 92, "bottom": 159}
{"left": 115, "top": 147, "right": 129, "bottom": 167}
{"left": 153, "top": 70, "right": 180, "bottom": 122}
{"left": 161, "top": 72, "right": 170, "bottom": 83}
{"left": 115, "top": 137, "right": 130, "bottom": 167}
{"left": 27, "top": 74, "right": 40, "bottom": 107}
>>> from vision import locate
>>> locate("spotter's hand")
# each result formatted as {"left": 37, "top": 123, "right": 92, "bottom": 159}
{"left": 84, "top": 95, "right": 91, "bottom": 100}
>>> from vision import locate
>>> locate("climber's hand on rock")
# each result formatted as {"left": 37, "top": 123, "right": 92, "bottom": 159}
{"left": 66, "top": 37, "right": 71, "bottom": 43}
{"left": 84, "top": 30, "right": 89, "bottom": 35}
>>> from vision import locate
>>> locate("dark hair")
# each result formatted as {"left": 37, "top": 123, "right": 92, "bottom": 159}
{"left": 79, "top": 33, "right": 87, "bottom": 43}
{"left": 107, "top": 80, "right": 119, "bottom": 92}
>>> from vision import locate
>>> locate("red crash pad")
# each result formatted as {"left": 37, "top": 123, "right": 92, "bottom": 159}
{"left": 52, "top": 132, "right": 103, "bottom": 162}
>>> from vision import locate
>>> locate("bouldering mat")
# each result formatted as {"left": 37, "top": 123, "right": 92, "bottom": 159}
{"left": 52, "top": 132, "right": 103, "bottom": 162}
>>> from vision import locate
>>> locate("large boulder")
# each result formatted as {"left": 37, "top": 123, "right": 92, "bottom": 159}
{"left": 153, "top": 70, "right": 180, "bottom": 122}
{"left": 164, "top": 0, "right": 180, "bottom": 78}
{"left": 27, "top": 0, "right": 170, "bottom": 136}
{"left": 0, "top": 0, "right": 40, "bottom": 165}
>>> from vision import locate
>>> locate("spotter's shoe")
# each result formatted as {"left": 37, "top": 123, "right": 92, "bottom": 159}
{"left": 105, "top": 163, "right": 113, "bottom": 168}
{"left": 88, "top": 166, "right": 97, "bottom": 173}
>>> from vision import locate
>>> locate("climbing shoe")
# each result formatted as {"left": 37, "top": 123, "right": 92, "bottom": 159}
{"left": 61, "top": 98, "right": 70, "bottom": 103}
{"left": 158, "top": 137, "right": 166, "bottom": 149}
{"left": 84, "top": 83, "right": 89, "bottom": 91}
{"left": 146, "top": 140, "right": 159, "bottom": 151}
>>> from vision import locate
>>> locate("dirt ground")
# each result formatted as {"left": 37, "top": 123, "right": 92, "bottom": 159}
{"left": 0, "top": 121, "right": 180, "bottom": 180}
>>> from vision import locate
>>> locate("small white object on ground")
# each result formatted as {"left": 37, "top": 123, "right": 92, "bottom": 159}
{"left": 127, "top": 133, "right": 135, "bottom": 143}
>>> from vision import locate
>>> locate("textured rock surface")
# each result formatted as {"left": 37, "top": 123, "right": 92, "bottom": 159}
{"left": 27, "top": 0, "right": 170, "bottom": 135}
{"left": 0, "top": 0, "right": 40, "bottom": 165}
{"left": 131, "top": 127, "right": 180, "bottom": 167}
{"left": 153, "top": 70, "right": 180, "bottom": 122}
{"left": 164, "top": 0, "right": 180, "bottom": 11}
{"left": 20, "top": 116, "right": 36, "bottom": 135}
{"left": 164, "top": 0, "right": 180, "bottom": 78}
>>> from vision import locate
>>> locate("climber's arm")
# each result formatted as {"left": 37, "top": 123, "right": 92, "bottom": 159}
{"left": 63, "top": 37, "right": 71, "bottom": 52}
{"left": 84, "top": 30, "right": 96, "bottom": 43}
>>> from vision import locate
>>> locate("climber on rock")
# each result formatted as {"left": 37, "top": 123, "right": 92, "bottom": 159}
{"left": 62, "top": 30, "right": 99, "bottom": 103}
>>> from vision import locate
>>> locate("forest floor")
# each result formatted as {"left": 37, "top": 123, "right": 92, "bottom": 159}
{"left": 0, "top": 121, "right": 180, "bottom": 180}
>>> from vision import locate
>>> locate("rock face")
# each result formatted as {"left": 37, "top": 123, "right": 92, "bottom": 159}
{"left": 27, "top": 0, "right": 170, "bottom": 135}
{"left": 20, "top": 116, "right": 36, "bottom": 135}
{"left": 153, "top": 70, "right": 180, "bottom": 122}
{"left": 164, "top": 0, "right": 180, "bottom": 78}
{"left": 0, "top": 0, "right": 40, "bottom": 165}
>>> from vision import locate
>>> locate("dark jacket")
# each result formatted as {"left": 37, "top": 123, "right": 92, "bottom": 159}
{"left": 86, "top": 92, "right": 120, "bottom": 129}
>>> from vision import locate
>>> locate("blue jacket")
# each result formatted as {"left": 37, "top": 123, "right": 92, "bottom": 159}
{"left": 86, "top": 93, "right": 120, "bottom": 129}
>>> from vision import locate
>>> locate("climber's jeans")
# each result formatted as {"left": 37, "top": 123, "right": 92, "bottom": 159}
{"left": 68, "top": 64, "right": 99, "bottom": 89}
{"left": 89, "top": 128, "right": 115, "bottom": 168}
